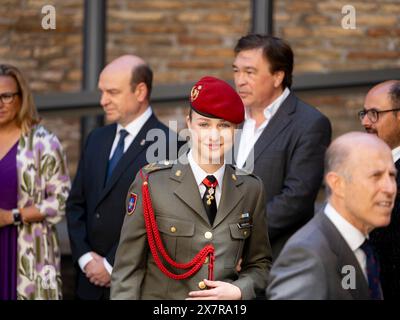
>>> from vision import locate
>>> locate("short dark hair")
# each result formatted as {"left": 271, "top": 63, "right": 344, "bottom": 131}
{"left": 389, "top": 81, "right": 400, "bottom": 112}
{"left": 234, "top": 34, "right": 294, "bottom": 89}
{"left": 130, "top": 64, "right": 153, "bottom": 100}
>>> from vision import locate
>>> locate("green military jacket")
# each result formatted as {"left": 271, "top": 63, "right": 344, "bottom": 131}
{"left": 111, "top": 157, "right": 272, "bottom": 300}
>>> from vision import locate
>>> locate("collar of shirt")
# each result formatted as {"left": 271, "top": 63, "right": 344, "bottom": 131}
{"left": 236, "top": 88, "right": 290, "bottom": 169}
{"left": 187, "top": 150, "right": 225, "bottom": 207}
{"left": 324, "top": 202, "right": 368, "bottom": 279}
{"left": 244, "top": 87, "right": 291, "bottom": 130}
{"left": 392, "top": 145, "right": 400, "bottom": 163}
{"left": 109, "top": 107, "right": 153, "bottom": 158}
{"left": 324, "top": 202, "right": 366, "bottom": 252}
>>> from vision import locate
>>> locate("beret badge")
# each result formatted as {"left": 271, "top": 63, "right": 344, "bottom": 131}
{"left": 190, "top": 85, "right": 202, "bottom": 102}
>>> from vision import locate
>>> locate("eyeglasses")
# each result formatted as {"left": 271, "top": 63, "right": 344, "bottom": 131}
{"left": 358, "top": 108, "right": 400, "bottom": 123}
{"left": 0, "top": 92, "right": 20, "bottom": 104}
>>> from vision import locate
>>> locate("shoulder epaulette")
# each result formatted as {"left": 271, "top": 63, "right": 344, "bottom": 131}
{"left": 142, "top": 160, "right": 174, "bottom": 174}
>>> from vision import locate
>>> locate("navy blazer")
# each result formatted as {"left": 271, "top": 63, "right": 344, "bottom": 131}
{"left": 238, "top": 92, "right": 332, "bottom": 259}
{"left": 66, "top": 114, "right": 182, "bottom": 299}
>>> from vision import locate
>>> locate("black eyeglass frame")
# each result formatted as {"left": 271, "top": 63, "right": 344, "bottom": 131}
{"left": 358, "top": 107, "right": 400, "bottom": 123}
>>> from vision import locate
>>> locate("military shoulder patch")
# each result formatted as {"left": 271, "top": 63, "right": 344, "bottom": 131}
{"left": 127, "top": 192, "right": 138, "bottom": 215}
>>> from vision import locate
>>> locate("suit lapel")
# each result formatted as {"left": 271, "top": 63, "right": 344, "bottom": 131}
{"left": 213, "top": 165, "right": 243, "bottom": 228}
{"left": 94, "top": 124, "right": 116, "bottom": 199}
{"left": 97, "top": 115, "right": 159, "bottom": 205}
{"left": 233, "top": 124, "right": 243, "bottom": 166}
{"left": 171, "top": 158, "right": 210, "bottom": 226}
{"left": 250, "top": 93, "right": 297, "bottom": 163}
{"left": 317, "top": 212, "right": 370, "bottom": 299}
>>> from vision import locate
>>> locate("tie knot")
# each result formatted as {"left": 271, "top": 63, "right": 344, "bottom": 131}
{"left": 119, "top": 129, "right": 129, "bottom": 140}
{"left": 203, "top": 175, "right": 218, "bottom": 188}
{"left": 360, "top": 239, "right": 374, "bottom": 255}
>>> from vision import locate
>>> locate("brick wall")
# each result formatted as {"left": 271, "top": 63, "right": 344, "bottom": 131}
{"left": 0, "top": 0, "right": 83, "bottom": 92}
{"left": 106, "top": 0, "right": 251, "bottom": 84}
{"left": 1, "top": 0, "right": 399, "bottom": 178}
{"left": 274, "top": 0, "right": 400, "bottom": 73}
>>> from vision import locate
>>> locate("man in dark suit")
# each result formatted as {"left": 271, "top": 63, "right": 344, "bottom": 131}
{"left": 360, "top": 80, "right": 400, "bottom": 299}
{"left": 267, "top": 132, "right": 397, "bottom": 299}
{"left": 66, "top": 55, "right": 180, "bottom": 300}
{"left": 232, "top": 34, "right": 332, "bottom": 258}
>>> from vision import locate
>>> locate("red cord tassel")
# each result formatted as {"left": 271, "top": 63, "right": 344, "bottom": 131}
{"left": 140, "top": 169, "right": 215, "bottom": 281}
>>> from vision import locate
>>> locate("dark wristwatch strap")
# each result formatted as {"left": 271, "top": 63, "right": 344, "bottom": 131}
{"left": 12, "top": 208, "right": 21, "bottom": 226}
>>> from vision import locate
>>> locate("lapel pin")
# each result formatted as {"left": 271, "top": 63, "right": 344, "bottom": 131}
{"left": 140, "top": 139, "right": 145, "bottom": 146}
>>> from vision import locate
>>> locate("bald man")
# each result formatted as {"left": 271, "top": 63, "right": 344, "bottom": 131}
{"left": 360, "top": 80, "right": 400, "bottom": 299}
{"left": 66, "top": 55, "right": 181, "bottom": 300}
{"left": 267, "top": 132, "right": 397, "bottom": 299}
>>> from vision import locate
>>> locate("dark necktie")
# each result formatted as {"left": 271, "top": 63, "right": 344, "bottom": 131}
{"left": 202, "top": 175, "right": 218, "bottom": 225}
{"left": 360, "top": 239, "right": 383, "bottom": 300}
{"left": 106, "top": 129, "right": 129, "bottom": 184}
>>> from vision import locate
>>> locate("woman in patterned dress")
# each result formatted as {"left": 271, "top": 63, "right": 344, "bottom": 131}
{"left": 0, "top": 64, "right": 70, "bottom": 300}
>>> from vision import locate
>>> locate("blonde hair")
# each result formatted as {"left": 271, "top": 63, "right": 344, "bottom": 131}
{"left": 0, "top": 64, "right": 40, "bottom": 133}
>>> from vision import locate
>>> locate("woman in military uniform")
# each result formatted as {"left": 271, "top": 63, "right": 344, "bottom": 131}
{"left": 111, "top": 76, "right": 272, "bottom": 300}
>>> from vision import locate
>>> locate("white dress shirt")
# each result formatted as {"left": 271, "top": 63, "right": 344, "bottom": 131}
{"left": 392, "top": 146, "right": 400, "bottom": 164}
{"left": 187, "top": 150, "right": 225, "bottom": 208}
{"left": 108, "top": 107, "right": 153, "bottom": 159}
{"left": 236, "top": 88, "right": 290, "bottom": 169}
{"left": 78, "top": 107, "right": 153, "bottom": 275}
{"left": 324, "top": 203, "right": 368, "bottom": 279}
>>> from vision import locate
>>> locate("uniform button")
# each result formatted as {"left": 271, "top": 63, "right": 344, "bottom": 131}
{"left": 198, "top": 281, "right": 206, "bottom": 290}
{"left": 170, "top": 226, "right": 177, "bottom": 233}
{"left": 204, "top": 231, "right": 213, "bottom": 240}
{"left": 95, "top": 213, "right": 100, "bottom": 219}
{"left": 243, "top": 231, "right": 248, "bottom": 236}
{"left": 204, "top": 256, "right": 209, "bottom": 264}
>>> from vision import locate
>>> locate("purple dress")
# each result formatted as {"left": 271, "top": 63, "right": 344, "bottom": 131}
{"left": 0, "top": 142, "right": 18, "bottom": 300}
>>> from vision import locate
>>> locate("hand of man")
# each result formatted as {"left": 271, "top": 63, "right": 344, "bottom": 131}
{"left": 186, "top": 279, "right": 242, "bottom": 300}
{"left": 84, "top": 252, "right": 111, "bottom": 287}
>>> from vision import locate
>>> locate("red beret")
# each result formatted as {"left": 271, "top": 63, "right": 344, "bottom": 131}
{"left": 190, "top": 76, "right": 244, "bottom": 124}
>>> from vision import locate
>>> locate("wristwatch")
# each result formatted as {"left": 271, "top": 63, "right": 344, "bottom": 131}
{"left": 12, "top": 208, "right": 22, "bottom": 226}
